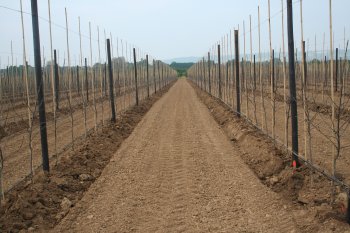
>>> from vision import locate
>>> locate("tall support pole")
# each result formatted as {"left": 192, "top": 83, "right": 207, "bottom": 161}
{"left": 286, "top": 0, "right": 300, "bottom": 168}
{"left": 76, "top": 65, "right": 80, "bottom": 94}
{"left": 235, "top": 30, "right": 241, "bottom": 116}
{"left": 281, "top": 0, "right": 288, "bottom": 147}
{"left": 47, "top": 0, "right": 56, "bottom": 111}
{"left": 107, "top": 39, "right": 116, "bottom": 123}
{"left": 347, "top": 197, "right": 350, "bottom": 224}
{"left": 329, "top": 0, "right": 337, "bottom": 195}
{"left": 157, "top": 61, "right": 161, "bottom": 92}
{"left": 203, "top": 57, "right": 206, "bottom": 92}
{"left": 85, "top": 58, "right": 89, "bottom": 101}
{"left": 97, "top": 27, "right": 104, "bottom": 126}
{"left": 30, "top": 0, "right": 49, "bottom": 172}
{"left": 300, "top": 0, "right": 309, "bottom": 162}
{"left": 65, "top": 8, "right": 72, "bottom": 105}
{"left": 133, "top": 48, "right": 139, "bottom": 106}
{"left": 89, "top": 22, "right": 97, "bottom": 131}
{"left": 208, "top": 52, "right": 211, "bottom": 95}
{"left": 218, "top": 44, "right": 222, "bottom": 99}
{"left": 146, "top": 54, "right": 150, "bottom": 98}
{"left": 258, "top": 6, "right": 267, "bottom": 131}
{"left": 335, "top": 48, "right": 338, "bottom": 92}
{"left": 21, "top": 0, "right": 34, "bottom": 177}
{"left": 54, "top": 50, "right": 59, "bottom": 110}
{"left": 161, "top": 62, "right": 164, "bottom": 89}
{"left": 153, "top": 59, "right": 156, "bottom": 94}
{"left": 268, "top": 0, "right": 275, "bottom": 139}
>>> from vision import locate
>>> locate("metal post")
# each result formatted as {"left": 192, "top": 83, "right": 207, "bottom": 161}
{"left": 234, "top": 30, "right": 241, "bottom": 116}
{"left": 208, "top": 52, "right": 211, "bottom": 95}
{"left": 104, "top": 62, "right": 107, "bottom": 96}
{"left": 161, "top": 63, "right": 164, "bottom": 89}
{"left": 107, "top": 39, "right": 116, "bottom": 122}
{"left": 146, "top": 54, "right": 150, "bottom": 98}
{"left": 153, "top": 59, "right": 156, "bottom": 93}
{"left": 335, "top": 48, "right": 338, "bottom": 92}
{"left": 287, "top": 0, "right": 300, "bottom": 168}
{"left": 218, "top": 44, "right": 222, "bottom": 99}
{"left": 30, "top": 0, "right": 49, "bottom": 172}
{"left": 302, "top": 41, "right": 307, "bottom": 87}
{"left": 85, "top": 58, "right": 89, "bottom": 102}
{"left": 54, "top": 49, "right": 59, "bottom": 110}
{"left": 253, "top": 55, "right": 256, "bottom": 90}
{"left": 272, "top": 49, "right": 275, "bottom": 93}
{"left": 346, "top": 194, "right": 350, "bottom": 223}
{"left": 202, "top": 58, "right": 206, "bottom": 91}
{"left": 133, "top": 48, "right": 139, "bottom": 106}
{"left": 158, "top": 61, "right": 161, "bottom": 91}
{"left": 76, "top": 65, "right": 80, "bottom": 94}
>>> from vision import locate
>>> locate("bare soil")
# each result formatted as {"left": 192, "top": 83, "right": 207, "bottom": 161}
{"left": 0, "top": 89, "right": 138, "bottom": 193}
{"left": 193, "top": 81, "right": 350, "bottom": 232}
{"left": 49, "top": 78, "right": 348, "bottom": 233}
{"left": 226, "top": 84, "right": 350, "bottom": 186}
{"left": 2, "top": 79, "right": 349, "bottom": 232}
{"left": 0, "top": 84, "right": 173, "bottom": 233}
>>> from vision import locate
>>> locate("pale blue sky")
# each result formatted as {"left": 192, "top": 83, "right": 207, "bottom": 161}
{"left": 0, "top": 0, "right": 349, "bottom": 66}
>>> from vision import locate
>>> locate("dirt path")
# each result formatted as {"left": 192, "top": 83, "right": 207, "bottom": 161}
{"left": 52, "top": 79, "right": 298, "bottom": 232}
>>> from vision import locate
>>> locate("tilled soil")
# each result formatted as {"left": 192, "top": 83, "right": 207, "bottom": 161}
{"left": 0, "top": 84, "right": 173, "bottom": 233}
{"left": 1, "top": 90, "right": 136, "bottom": 193}
{"left": 52, "top": 79, "right": 303, "bottom": 232}
{"left": 193, "top": 82, "right": 350, "bottom": 232}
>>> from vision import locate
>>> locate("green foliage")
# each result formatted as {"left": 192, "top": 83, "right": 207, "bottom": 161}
{"left": 170, "top": 62, "right": 194, "bottom": 77}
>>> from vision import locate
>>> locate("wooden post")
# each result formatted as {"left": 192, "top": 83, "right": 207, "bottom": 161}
{"left": 107, "top": 39, "right": 116, "bottom": 122}
{"left": 133, "top": 48, "right": 139, "bottom": 106}
{"left": 30, "top": 0, "right": 49, "bottom": 172}
{"left": 286, "top": 0, "right": 300, "bottom": 168}
{"left": 235, "top": 30, "right": 241, "bottom": 116}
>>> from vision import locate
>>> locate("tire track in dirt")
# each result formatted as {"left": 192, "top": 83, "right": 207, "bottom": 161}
{"left": 52, "top": 78, "right": 299, "bottom": 233}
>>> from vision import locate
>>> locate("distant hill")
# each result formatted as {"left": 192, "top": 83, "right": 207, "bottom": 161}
{"left": 170, "top": 62, "right": 194, "bottom": 77}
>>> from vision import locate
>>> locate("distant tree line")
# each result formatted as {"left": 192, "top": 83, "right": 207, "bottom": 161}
{"left": 170, "top": 62, "right": 194, "bottom": 77}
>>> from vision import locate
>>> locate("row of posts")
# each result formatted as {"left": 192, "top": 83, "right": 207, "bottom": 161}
{"left": 192, "top": 0, "right": 300, "bottom": 168}
{"left": 30, "top": 0, "right": 171, "bottom": 173}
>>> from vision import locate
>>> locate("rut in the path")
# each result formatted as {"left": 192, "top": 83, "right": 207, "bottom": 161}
{"left": 52, "top": 79, "right": 298, "bottom": 233}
